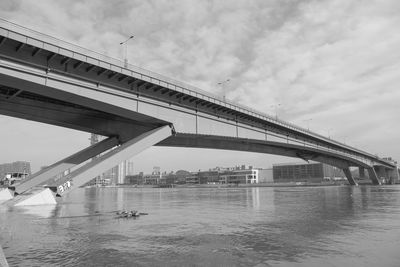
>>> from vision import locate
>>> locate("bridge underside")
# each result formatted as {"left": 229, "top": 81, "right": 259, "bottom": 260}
{"left": 2, "top": 130, "right": 381, "bottom": 206}
{"left": 0, "top": 23, "right": 397, "bottom": 206}
{"left": 1, "top": 125, "right": 173, "bottom": 205}
{"left": 0, "top": 76, "right": 169, "bottom": 143}
{"left": 0, "top": 71, "right": 394, "bottom": 205}
{"left": 158, "top": 134, "right": 385, "bottom": 186}
{"left": 0, "top": 75, "right": 394, "bottom": 203}
{"left": 158, "top": 134, "right": 371, "bottom": 169}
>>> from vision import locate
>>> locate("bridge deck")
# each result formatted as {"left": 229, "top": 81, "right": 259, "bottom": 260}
{"left": 0, "top": 18, "right": 396, "bottom": 169}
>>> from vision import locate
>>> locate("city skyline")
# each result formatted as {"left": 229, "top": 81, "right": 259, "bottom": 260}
{"left": 1, "top": 0, "right": 399, "bottom": 173}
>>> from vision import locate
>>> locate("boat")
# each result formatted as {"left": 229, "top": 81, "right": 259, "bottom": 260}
{"left": 115, "top": 210, "right": 148, "bottom": 219}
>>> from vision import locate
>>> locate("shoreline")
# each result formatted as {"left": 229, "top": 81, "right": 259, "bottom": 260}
{"left": 87, "top": 181, "right": 378, "bottom": 189}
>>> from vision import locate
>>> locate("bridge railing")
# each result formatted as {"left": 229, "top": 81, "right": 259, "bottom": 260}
{"left": 0, "top": 18, "right": 387, "bottom": 165}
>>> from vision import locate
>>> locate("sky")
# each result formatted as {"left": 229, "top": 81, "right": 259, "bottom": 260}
{"left": 0, "top": 0, "right": 399, "bottom": 173}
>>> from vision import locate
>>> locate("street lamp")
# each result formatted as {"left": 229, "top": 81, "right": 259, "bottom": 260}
{"left": 270, "top": 103, "right": 281, "bottom": 120}
{"left": 302, "top": 118, "right": 312, "bottom": 131}
{"left": 217, "top": 79, "right": 230, "bottom": 102}
{"left": 327, "top": 128, "right": 333, "bottom": 139}
{"left": 120, "top": 35, "right": 134, "bottom": 68}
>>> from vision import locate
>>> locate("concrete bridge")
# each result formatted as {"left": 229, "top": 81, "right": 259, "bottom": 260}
{"left": 0, "top": 19, "right": 398, "bottom": 205}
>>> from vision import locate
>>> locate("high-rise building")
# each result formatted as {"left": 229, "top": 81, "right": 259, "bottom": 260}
{"left": 117, "top": 160, "right": 126, "bottom": 184}
{"left": 127, "top": 161, "right": 134, "bottom": 176}
{"left": 89, "top": 134, "right": 133, "bottom": 185}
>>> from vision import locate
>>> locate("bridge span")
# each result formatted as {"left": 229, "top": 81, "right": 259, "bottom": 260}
{"left": 0, "top": 19, "right": 398, "bottom": 205}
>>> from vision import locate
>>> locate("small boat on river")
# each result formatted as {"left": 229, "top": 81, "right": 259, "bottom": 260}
{"left": 116, "top": 210, "right": 148, "bottom": 218}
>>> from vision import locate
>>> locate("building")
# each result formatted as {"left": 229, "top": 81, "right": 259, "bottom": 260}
{"left": 101, "top": 167, "right": 119, "bottom": 185}
{"left": 0, "top": 161, "right": 31, "bottom": 179}
{"left": 0, "top": 161, "right": 31, "bottom": 186}
{"left": 152, "top": 166, "right": 161, "bottom": 175}
{"left": 186, "top": 172, "right": 207, "bottom": 184}
{"left": 123, "top": 165, "right": 271, "bottom": 186}
{"left": 88, "top": 133, "right": 134, "bottom": 186}
{"left": 136, "top": 166, "right": 161, "bottom": 185}
{"left": 272, "top": 162, "right": 344, "bottom": 182}
{"left": 143, "top": 173, "right": 161, "bottom": 185}
{"left": 219, "top": 168, "right": 273, "bottom": 184}
{"left": 185, "top": 169, "right": 223, "bottom": 184}
{"left": 125, "top": 172, "right": 144, "bottom": 185}
{"left": 127, "top": 161, "right": 134, "bottom": 176}
{"left": 220, "top": 169, "right": 253, "bottom": 184}
{"left": 125, "top": 169, "right": 191, "bottom": 185}
{"left": 257, "top": 168, "right": 273, "bottom": 183}
{"left": 185, "top": 166, "right": 272, "bottom": 185}
{"left": 175, "top": 170, "right": 191, "bottom": 184}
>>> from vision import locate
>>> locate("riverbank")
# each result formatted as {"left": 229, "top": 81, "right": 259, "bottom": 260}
{"left": 91, "top": 181, "right": 359, "bottom": 189}
{"left": 174, "top": 181, "right": 350, "bottom": 188}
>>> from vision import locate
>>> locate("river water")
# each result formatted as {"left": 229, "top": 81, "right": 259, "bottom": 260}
{"left": 1, "top": 185, "right": 400, "bottom": 267}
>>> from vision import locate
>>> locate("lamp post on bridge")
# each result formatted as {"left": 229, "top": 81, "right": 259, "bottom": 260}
{"left": 120, "top": 35, "right": 134, "bottom": 68}
{"left": 303, "top": 118, "right": 312, "bottom": 131}
{"left": 217, "top": 79, "right": 230, "bottom": 102}
{"left": 270, "top": 103, "right": 281, "bottom": 120}
{"left": 327, "top": 128, "right": 333, "bottom": 139}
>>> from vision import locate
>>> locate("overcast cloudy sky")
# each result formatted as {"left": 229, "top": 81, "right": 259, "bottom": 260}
{"left": 0, "top": 0, "right": 399, "bottom": 173}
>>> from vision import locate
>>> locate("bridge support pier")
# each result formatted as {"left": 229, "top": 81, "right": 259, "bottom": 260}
{"left": 367, "top": 167, "right": 381, "bottom": 185}
{"left": 54, "top": 125, "right": 173, "bottom": 197}
{"left": 11, "top": 136, "right": 120, "bottom": 198}
{"left": 359, "top": 166, "right": 365, "bottom": 179}
{"left": 343, "top": 167, "right": 358, "bottom": 186}
{"left": 0, "top": 188, "right": 13, "bottom": 203}
{"left": 387, "top": 167, "right": 399, "bottom": 184}
{"left": 374, "top": 166, "right": 386, "bottom": 182}
{"left": 0, "top": 244, "right": 9, "bottom": 267}
{"left": 18, "top": 125, "right": 172, "bottom": 206}
{"left": 14, "top": 188, "right": 57, "bottom": 206}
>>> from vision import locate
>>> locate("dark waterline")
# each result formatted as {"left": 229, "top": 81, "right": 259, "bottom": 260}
{"left": 1, "top": 185, "right": 400, "bottom": 267}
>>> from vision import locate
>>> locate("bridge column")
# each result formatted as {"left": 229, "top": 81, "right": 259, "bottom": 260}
{"left": 367, "top": 167, "right": 381, "bottom": 185}
{"left": 0, "top": 244, "right": 9, "bottom": 267}
{"left": 374, "top": 166, "right": 387, "bottom": 183}
{"left": 343, "top": 167, "right": 358, "bottom": 186}
{"left": 387, "top": 167, "right": 399, "bottom": 184}
{"left": 358, "top": 166, "right": 365, "bottom": 179}
{"left": 15, "top": 125, "right": 172, "bottom": 205}
{"left": 0, "top": 188, "right": 13, "bottom": 203}
{"left": 13, "top": 136, "right": 119, "bottom": 196}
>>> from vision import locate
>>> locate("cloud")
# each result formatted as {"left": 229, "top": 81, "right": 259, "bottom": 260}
{"left": 0, "top": 0, "right": 399, "bottom": 172}
{"left": 228, "top": 1, "right": 400, "bottom": 147}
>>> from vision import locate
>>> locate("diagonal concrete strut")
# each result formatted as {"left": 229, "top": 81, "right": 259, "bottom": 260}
{"left": 14, "top": 125, "right": 172, "bottom": 205}
{"left": 367, "top": 167, "right": 381, "bottom": 185}
{"left": 343, "top": 167, "right": 358, "bottom": 186}
{"left": 48, "top": 125, "right": 173, "bottom": 197}
{"left": 0, "top": 188, "right": 13, "bottom": 203}
{"left": 0, "top": 244, "right": 9, "bottom": 267}
{"left": 13, "top": 136, "right": 120, "bottom": 196}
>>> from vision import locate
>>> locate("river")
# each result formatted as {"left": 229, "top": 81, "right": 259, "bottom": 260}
{"left": 1, "top": 185, "right": 400, "bottom": 266}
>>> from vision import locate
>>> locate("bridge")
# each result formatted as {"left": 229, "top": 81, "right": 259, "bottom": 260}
{"left": 0, "top": 19, "right": 398, "bottom": 205}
